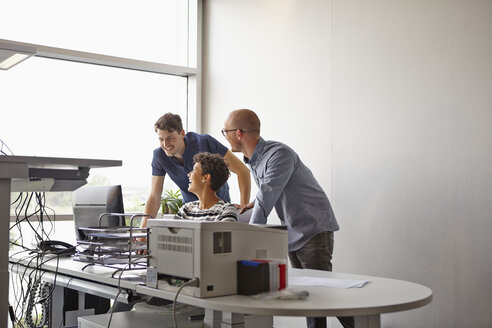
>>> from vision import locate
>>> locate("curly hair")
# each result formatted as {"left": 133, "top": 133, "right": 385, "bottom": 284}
{"left": 154, "top": 113, "right": 183, "bottom": 133}
{"left": 193, "top": 152, "right": 230, "bottom": 191}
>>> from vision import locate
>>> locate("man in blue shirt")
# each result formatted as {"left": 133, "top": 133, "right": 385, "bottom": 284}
{"left": 222, "top": 109, "right": 353, "bottom": 328}
{"left": 140, "top": 113, "right": 250, "bottom": 229}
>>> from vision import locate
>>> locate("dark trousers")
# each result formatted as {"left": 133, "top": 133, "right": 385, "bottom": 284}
{"left": 288, "top": 231, "right": 354, "bottom": 328}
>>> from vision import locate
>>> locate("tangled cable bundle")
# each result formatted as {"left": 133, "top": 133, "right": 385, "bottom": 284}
{"left": 25, "top": 278, "right": 52, "bottom": 328}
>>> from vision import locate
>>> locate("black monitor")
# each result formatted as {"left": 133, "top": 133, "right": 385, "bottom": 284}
{"left": 72, "top": 185, "right": 125, "bottom": 241}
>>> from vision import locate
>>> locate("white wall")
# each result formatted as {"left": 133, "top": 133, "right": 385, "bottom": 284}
{"left": 203, "top": 0, "right": 492, "bottom": 327}
{"left": 202, "top": 0, "right": 334, "bottom": 210}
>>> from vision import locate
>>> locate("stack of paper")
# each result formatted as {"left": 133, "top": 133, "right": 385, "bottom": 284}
{"left": 289, "top": 276, "right": 369, "bottom": 288}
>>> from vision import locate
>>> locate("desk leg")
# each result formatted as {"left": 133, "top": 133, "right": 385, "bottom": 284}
{"left": 244, "top": 314, "right": 273, "bottom": 328}
{"left": 51, "top": 285, "right": 65, "bottom": 328}
{"left": 222, "top": 312, "right": 244, "bottom": 327}
{"left": 221, "top": 312, "right": 273, "bottom": 328}
{"left": 0, "top": 179, "right": 11, "bottom": 328}
{"left": 204, "top": 308, "right": 222, "bottom": 328}
{"left": 354, "top": 314, "right": 380, "bottom": 328}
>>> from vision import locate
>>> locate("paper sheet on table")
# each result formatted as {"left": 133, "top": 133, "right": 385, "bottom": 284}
{"left": 289, "top": 276, "right": 369, "bottom": 288}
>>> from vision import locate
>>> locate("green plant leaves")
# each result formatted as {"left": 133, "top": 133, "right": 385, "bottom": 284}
{"left": 161, "top": 189, "right": 183, "bottom": 214}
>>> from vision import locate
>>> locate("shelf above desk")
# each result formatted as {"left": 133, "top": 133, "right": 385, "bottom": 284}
{"left": 0, "top": 155, "right": 122, "bottom": 191}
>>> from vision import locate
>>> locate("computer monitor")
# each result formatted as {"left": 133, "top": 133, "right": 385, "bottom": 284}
{"left": 72, "top": 185, "right": 125, "bottom": 241}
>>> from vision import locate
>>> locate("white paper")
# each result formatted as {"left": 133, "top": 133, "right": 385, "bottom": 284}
{"left": 289, "top": 276, "right": 369, "bottom": 288}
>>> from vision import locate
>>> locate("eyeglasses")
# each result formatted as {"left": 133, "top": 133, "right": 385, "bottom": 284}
{"left": 221, "top": 128, "right": 245, "bottom": 137}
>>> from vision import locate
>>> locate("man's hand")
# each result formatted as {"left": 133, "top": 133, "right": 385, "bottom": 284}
{"left": 239, "top": 201, "right": 254, "bottom": 214}
{"left": 136, "top": 236, "right": 147, "bottom": 255}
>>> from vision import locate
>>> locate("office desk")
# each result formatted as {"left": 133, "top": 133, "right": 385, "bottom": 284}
{"left": 9, "top": 254, "right": 432, "bottom": 328}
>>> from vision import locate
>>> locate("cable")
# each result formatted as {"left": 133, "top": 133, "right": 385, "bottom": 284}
{"left": 172, "top": 278, "right": 199, "bottom": 328}
{"left": 25, "top": 279, "right": 51, "bottom": 328}
{"left": 9, "top": 304, "right": 16, "bottom": 327}
{"left": 0, "top": 137, "right": 14, "bottom": 155}
{"left": 8, "top": 187, "right": 64, "bottom": 328}
{"left": 106, "top": 257, "right": 144, "bottom": 328}
{"left": 10, "top": 249, "right": 67, "bottom": 328}
{"left": 10, "top": 252, "right": 45, "bottom": 328}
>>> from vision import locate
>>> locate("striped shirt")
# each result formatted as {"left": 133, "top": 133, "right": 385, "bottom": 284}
{"left": 176, "top": 199, "right": 238, "bottom": 222}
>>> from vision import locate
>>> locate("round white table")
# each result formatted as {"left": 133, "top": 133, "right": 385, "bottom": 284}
{"left": 138, "top": 268, "right": 433, "bottom": 328}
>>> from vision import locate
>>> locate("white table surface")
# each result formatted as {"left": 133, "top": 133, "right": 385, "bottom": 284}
{"left": 9, "top": 252, "right": 432, "bottom": 319}
{"left": 9, "top": 252, "right": 146, "bottom": 291}
{"left": 137, "top": 268, "right": 432, "bottom": 318}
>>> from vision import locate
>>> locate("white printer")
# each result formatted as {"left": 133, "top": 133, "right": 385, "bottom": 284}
{"left": 147, "top": 219, "right": 288, "bottom": 298}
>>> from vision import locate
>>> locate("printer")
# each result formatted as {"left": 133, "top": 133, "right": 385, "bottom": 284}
{"left": 147, "top": 219, "right": 288, "bottom": 298}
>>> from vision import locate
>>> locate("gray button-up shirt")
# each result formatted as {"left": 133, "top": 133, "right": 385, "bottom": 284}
{"left": 245, "top": 137, "right": 340, "bottom": 251}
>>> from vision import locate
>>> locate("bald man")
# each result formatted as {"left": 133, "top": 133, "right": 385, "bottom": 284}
{"left": 222, "top": 109, "right": 353, "bottom": 328}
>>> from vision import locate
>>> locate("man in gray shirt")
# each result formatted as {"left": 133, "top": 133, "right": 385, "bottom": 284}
{"left": 222, "top": 109, "right": 353, "bottom": 328}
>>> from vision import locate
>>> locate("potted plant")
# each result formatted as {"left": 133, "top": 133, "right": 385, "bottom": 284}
{"left": 161, "top": 189, "right": 183, "bottom": 214}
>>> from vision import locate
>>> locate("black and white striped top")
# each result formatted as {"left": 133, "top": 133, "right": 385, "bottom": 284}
{"left": 176, "top": 199, "right": 238, "bottom": 222}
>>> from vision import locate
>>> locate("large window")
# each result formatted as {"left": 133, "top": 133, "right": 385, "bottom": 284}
{"left": 2, "top": 0, "right": 201, "bottom": 215}
{"left": 1, "top": 0, "right": 189, "bottom": 66}
{"left": 3, "top": 57, "right": 187, "bottom": 213}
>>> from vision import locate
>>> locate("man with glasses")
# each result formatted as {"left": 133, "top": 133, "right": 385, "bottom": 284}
{"left": 222, "top": 109, "right": 353, "bottom": 328}
{"left": 140, "top": 113, "right": 251, "bottom": 230}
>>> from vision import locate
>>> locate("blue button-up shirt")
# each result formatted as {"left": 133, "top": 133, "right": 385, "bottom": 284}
{"left": 151, "top": 132, "right": 230, "bottom": 203}
{"left": 245, "top": 137, "right": 339, "bottom": 251}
